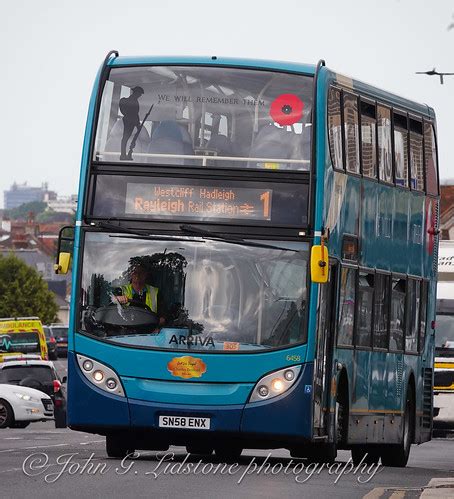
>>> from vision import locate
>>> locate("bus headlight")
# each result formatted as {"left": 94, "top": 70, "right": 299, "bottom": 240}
{"left": 249, "top": 365, "right": 301, "bottom": 403}
{"left": 76, "top": 354, "right": 125, "bottom": 397}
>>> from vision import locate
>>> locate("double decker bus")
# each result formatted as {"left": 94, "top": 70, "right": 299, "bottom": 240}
{"left": 59, "top": 51, "right": 439, "bottom": 466}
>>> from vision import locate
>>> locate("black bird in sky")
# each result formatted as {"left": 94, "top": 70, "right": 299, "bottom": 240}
{"left": 415, "top": 68, "right": 454, "bottom": 84}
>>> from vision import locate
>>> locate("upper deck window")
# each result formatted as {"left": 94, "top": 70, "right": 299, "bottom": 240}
{"left": 328, "top": 87, "right": 343, "bottom": 170}
{"left": 393, "top": 112, "right": 409, "bottom": 188}
{"left": 409, "top": 118, "right": 424, "bottom": 191}
{"left": 93, "top": 66, "right": 313, "bottom": 171}
{"left": 424, "top": 121, "right": 439, "bottom": 196}
{"left": 360, "top": 100, "right": 377, "bottom": 179}
{"left": 377, "top": 105, "right": 393, "bottom": 183}
{"left": 343, "top": 93, "right": 360, "bottom": 174}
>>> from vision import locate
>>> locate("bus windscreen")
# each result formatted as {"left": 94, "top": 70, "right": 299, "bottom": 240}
{"left": 93, "top": 66, "right": 313, "bottom": 171}
{"left": 80, "top": 232, "right": 309, "bottom": 352}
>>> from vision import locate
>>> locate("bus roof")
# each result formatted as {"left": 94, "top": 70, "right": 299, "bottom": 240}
{"left": 109, "top": 55, "right": 317, "bottom": 76}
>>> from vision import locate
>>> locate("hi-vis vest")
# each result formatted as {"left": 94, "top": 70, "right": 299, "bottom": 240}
{"left": 121, "top": 284, "right": 158, "bottom": 313}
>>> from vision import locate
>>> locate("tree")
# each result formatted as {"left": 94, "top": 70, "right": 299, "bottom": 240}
{"left": 5, "top": 201, "right": 47, "bottom": 221}
{"left": 0, "top": 254, "right": 59, "bottom": 324}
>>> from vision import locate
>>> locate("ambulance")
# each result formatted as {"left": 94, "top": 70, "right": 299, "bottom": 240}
{"left": 0, "top": 317, "right": 48, "bottom": 362}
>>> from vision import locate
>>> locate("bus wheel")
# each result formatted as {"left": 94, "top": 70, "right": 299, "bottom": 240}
{"left": 351, "top": 445, "right": 381, "bottom": 465}
{"left": 186, "top": 445, "right": 213, "bottom": 456}
{"left": 335, "top": 382, "right": 349, "bottom": 450}
{"left": 214, "top": 445, "right": 242, "bottom": 462}
{"left": 0, "top": 399, "right": 14, "bottom": 428}
{"left": 381, "top": 389, "right": 414, "bottom": 467}
{"left": 106, "top": 434, "right": 135, "bottom": 459}
{"left": 310, "top": 443, "right": 337, "bottom": 464}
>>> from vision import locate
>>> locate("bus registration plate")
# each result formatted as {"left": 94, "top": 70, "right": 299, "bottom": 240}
{"left": 158, "top": 415, "right": 211, "bottom": 430}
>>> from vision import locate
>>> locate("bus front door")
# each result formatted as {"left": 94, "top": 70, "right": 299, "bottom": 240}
{"left": 313, "top": 263, "right": 337, "bottom": 437}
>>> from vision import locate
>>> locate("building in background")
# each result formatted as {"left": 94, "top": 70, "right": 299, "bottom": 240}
{"left": 4, "top": 182, "right": 55, "bottom": 210}
{"left": 44, "top": 193, "right": 77, "bottom": 214}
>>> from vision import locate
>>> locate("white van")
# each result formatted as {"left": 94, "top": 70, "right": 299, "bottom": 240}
{"left": 434, "top": 241, "right": 454, "bottom": 430}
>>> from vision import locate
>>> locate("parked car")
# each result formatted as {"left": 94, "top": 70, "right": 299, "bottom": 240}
{"left": 0, "top": 383, "right": 53, "bottom": 428}
{"left": 43, "top": 326, "right": 58, "bottom": 360}
{"left": 0, "top": 357, "right": 66, "bottom": 428}
{"left": 48, "top": 324, "right": 68, "bottom": 357}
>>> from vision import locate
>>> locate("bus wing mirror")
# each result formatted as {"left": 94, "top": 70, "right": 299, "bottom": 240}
{"left": 311, "top": 245, "right": 329, "bottom": 283}
{"left": 54, "top": 225, "right": 75, "bottom": 275}
{"left": 54, "top": 252, "right": 71, "bottom": 275}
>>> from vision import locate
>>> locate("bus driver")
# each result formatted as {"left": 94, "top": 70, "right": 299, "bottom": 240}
{"left": 114, "top": 265, "right": 165, "bottom": 325}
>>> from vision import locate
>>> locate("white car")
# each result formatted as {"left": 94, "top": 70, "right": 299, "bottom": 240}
{"left": 0, "top": 384, "right": 54, "bottom": 429}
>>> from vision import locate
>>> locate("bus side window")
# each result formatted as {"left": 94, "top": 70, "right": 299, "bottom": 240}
{"left": 343, "top": 92, "right": 360, "bottom": 174}
{"left": 337, "top": 267, "right": 356, "bottom": 347}
{"left": 410, "top": 118, "right": 424, "bottom": 191}
{"left": 356, "top": 272, "right": 374, "bottom": 347}
{"left": 374, "top": 273, "right": 390, "bottom": 349}
{"left": 419, "top": 280, "right": 428, "bottom": 352}
{"left": 360, "top": 100, "right": 377, "bottom": 179}
{"left": 393, "top": 111, "right": 409, "bottom": 188}
{"left": 424, "top": 121, "right": 439, "bottom": 196}
{"left": 377, "top": 105, "right": 393, "bottom": 183}
{"left": 390, "top": 277, "right": 406, "bottom": 351}
{"left": 405, "top": 278, "right": 420, "bottom": 352}
{"left": 328, "top": 86, "right": 343, "bottom": 170}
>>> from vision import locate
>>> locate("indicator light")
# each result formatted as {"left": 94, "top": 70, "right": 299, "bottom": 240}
{"left": 106, "top": 378, "right": 117, "bottom": 390}
{"left": 258, "top": 385, "right": 269, "bottom": 397}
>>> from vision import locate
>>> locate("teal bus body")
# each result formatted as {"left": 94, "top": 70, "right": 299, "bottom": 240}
{"left": 68, "top": 54, "right": 438, "bottom": 462}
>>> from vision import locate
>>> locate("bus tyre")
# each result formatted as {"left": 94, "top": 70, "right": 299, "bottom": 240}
{"left": 351, "top": 445, "right": 381, "bottom": 465}
{"left": 381, "top": 389, "right": 414, "bottom": 467}
{"left": 55, "top": 412, "right": 67, "bottom": 429}
{"left": 214, "top": 445, "right": 242, "bottom": 462}
{"left": 0, "top": 399, "right": 14, "bottom": 429}
{"left": 186, "top": 445, "right": 213, "bottom": 456}
{"left": 106, "top": 434, "right": 135, "bottom": 459}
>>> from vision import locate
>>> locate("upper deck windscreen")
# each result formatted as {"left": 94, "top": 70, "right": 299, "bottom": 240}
{"left": 93, "top": 66, "right": 313, "bottom": 171}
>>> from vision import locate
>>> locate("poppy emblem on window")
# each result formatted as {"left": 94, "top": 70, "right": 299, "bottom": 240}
{"left": 270, "top": 94, "right": 304, "bottom": 126}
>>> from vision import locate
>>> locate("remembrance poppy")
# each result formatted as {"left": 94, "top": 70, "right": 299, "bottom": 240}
{"left": 270, "top": 93, "right": 304, "bottom": 126}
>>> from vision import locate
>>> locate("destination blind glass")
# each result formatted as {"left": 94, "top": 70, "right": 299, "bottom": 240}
{"left": 91, "top": 175, "right": 308, "bottom": 226}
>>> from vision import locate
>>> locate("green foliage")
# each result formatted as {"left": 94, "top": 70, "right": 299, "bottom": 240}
{"left": 6, "top": 201, "right": 47, "bottom": 220}
{"left": 36, "top": 210, "right": 72, "bottom": 223}
{"left": 0, "top": 254, "right": 59, "bottom": 324}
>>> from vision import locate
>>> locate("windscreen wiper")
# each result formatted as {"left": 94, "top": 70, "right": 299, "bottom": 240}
{"left": 93, "top": 220, "right": 202, "bottom": 243}
{"left": 179, "top": 224, "right": 298, "bottom": 252}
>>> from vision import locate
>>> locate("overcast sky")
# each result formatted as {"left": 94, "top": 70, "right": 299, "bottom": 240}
{"left": 1, "top": 0, "right": 453, "bottom": 207}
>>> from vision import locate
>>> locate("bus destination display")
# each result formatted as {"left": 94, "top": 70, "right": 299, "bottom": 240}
{"left": 125, "top": 183, "right": 273, "bottom": 221}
